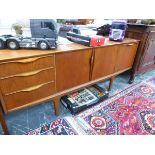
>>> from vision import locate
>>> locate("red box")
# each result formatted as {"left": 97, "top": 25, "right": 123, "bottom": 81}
{"left": 90, "top": 36, "right": 105, "bottom": 47}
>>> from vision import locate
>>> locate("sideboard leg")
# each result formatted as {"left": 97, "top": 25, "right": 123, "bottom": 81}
{"left": 0, "top": 105, "right": 9, "bottom": 135}
{"left": 129, "top": 72, "right": 136, "bottom": 84}
{"left": 53, "top": 97, "right": 60, "bottom": 116}
{"left": 108, "top": 76, "right": 115, "bottom": 91}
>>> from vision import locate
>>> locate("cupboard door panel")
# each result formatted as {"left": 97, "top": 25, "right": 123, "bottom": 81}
{"left": 55, "top": 49, "right": 92, "bottom": 92}
{"left": 92, "top": 46, "right": 118, "bottom": 80}
{"left": 115, "top": 43, "right": 138, "bottom": 72}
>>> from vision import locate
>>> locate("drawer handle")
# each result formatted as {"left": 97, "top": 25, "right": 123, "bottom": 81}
{"left": 20, "top": 82, "right": 52, "bottom": 92}
{"left": 16, "top": 67, "right": 54, "bottom": 77}
{"left": 1, "top": 55, "right": 53, "bottom": 64}
{"left": 16, "top": 57, "right": 41, "bottom": 63}
{"left": 5, "top": 81, "right": 54, "bottom": 96}
{"left": 0, "top": 67, "right": 54, "bottom": 79}
{"left": 12, "top": 67, "right": 53, "bottom": 77}
{"left": 123, "top": 43, "right": 134, "bottom": 46}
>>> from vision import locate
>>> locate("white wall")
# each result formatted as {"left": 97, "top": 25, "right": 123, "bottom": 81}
{"left": 0, "top": 19, "right": 31, "bottom": 36}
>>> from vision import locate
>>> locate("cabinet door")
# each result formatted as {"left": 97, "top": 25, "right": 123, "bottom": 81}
{"left": 92, "top": 46, "right": 118, "bottom": 80}
{"left": 55, "top": 49, "right": 92, "bottom": 92}
{"left": 115, "top": 43, "right": 138, "bottom": 72}
{"left": 140, "top": 32, "right": 155, "bottom": 70}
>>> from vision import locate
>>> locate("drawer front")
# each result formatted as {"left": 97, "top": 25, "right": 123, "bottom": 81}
{"left": 3, "top": 81, "right": 55, "bottom": 111}
{"left": 0, "top": 55, "right": 54, "bottom": 78}
{"left": 0, "top": 67, "right": 55, "bottom": 95}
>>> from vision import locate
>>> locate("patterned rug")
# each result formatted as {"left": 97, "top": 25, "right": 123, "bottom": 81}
{"left": 28, "top": 76, "right": 155, "bottom": 135}
{"left": 27, "top": 118, "right": 84, "bottom": 135}
{"left": 71, "top": 81, "right": 155, "bottom": 135}
{"left": 148, "top": 76, "right": 155, "bottom": 85}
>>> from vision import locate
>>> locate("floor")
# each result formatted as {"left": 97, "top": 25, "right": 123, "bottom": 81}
{"left": 1, "top": 69, "right": 155, "bottom": 135}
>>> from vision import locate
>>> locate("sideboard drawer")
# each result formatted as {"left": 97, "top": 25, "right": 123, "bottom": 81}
{"left": 0, "top": 67, "right": 55, "bottom": 95}
{"left": 3, "top": 81, "right": 55, "bottom": 112}
{"left": 0, "top": 55, "right": 54, "bottom": 78}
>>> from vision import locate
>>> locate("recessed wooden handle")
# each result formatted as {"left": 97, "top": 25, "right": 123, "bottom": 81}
{"left": 90, "top": 54, "right": 94, "bottom": 65}
{"left": 1, "top": 55, "right": 53, "bottom": 64}
{"left": 5, "top": 81, "right": 54, "bottom": 96}
{"left": 0, "top": 67, "right": 54, "bottom": 79}
{"left": 13, "top": 57, "right": 42, "bottom": 63}
{"left": 18, "top": 69, "right": 51, "bottom": 77}
{"left": 123, "top": 43, "right": 134, "bottom": 46}
{"left": 20, "top": 83, "right": 50, "bottom": 92}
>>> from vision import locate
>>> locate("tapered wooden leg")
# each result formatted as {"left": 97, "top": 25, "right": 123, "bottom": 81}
{"left": 108, "top": 76, "right": 115, "bottom": 91}
{"left": 129, "top": 72, "right": 136, "bottom": 84}
{"left": 0, "top": 106, "right": 9, "bottom": 135}
{"left": 53, "top": 97, "right": 60, "bottom": 116}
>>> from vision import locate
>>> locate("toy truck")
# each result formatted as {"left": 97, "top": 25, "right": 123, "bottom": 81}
{"left": 0, "top": 19, "right": 58, "bottom": 50}
{"left": 109, "top": 20, "right": 127, "bottom": 41}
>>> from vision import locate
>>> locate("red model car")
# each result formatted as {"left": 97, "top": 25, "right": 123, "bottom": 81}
{"left": 67, "top": 27, "right": 105, "bottom": 47}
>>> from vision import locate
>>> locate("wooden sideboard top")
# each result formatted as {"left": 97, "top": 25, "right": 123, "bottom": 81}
{"left": 0, "top": 38, "right": 139, "bottom": 63}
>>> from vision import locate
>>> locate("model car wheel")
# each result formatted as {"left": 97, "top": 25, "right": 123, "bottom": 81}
{"left": 7, "top": 40, "right": 19, "bottom": 50}
{"left": 0, "top": 40, "right": 5, "bottom": 49}
{"left": 38, "top": 41, "right": 49, "bottom": 50}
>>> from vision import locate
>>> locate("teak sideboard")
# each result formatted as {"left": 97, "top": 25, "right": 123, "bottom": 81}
{"left": 0, "top": 38, "right": 139, "bottom": 120}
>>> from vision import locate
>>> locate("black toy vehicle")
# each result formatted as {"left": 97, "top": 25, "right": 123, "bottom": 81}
{"left": 61, "top": 84, "right": 109, "bottom": 114}
{"left": 0, "top": 19, "right": 58, "bottom": 50}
